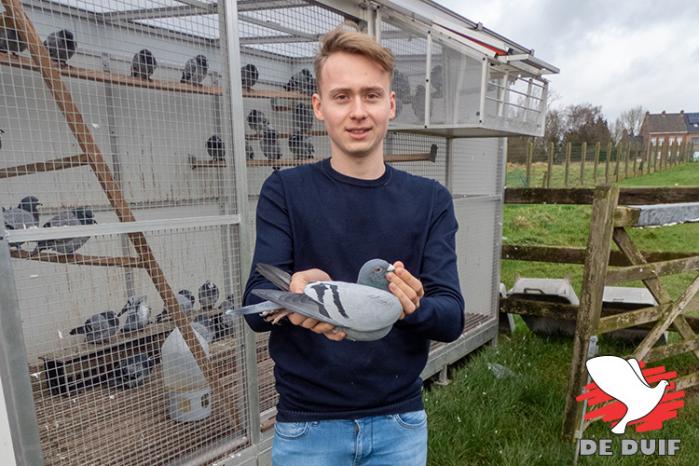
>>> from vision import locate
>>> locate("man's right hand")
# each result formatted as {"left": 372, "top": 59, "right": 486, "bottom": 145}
{"left": 264, "top": 268, "right": 346, "bottom": 341}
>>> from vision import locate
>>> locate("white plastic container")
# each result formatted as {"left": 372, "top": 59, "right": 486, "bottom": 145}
{"left": 161, "top": 325, "right": 212, "bottom": 422}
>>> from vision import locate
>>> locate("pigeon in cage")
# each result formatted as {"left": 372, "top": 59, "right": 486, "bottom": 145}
{"left": 43, "top": 29, "right": 76, "bottom": 67}
{"left": 131, "top": 48, "right": 157, "bottom": 80}
{"left": 0, "top": 128, "right": 4, "bottom": 149}
{"left": 118, "top": 295, "right": 151, "bottom": 333}
{"left": 241, "top": 63, "right": 259, "bottom": 90}
{"left": 288, "top": 131, "right": 314, "bottom": 160}
{"left": 191, "top": 318, "right": 214, "bottom": 343}
{"left": 218, "top": 293, "right": 239, "bottom": 328}
{"left": 246, "top": 140, "right": 255, "bottom": 160}
{"left": 198, "top": 280, "right": 220, "bottom": 309}
{"left": 228, "top": 259, "right": 402, "bottom": 341}
{"left": 69, "top": 311, "right": 119, "bottom": 345}
{"left": 180, "top": 54, "right": 208, "bottom": 85}
{"left": 206, "top": 135, "right": 225, "bottom": 161}
{"left": 412, "top": 84, "right": 432, "bottom": 121}
{"left": 391, "top": 69, "right": 412, "bottom": 104}
{"left": 194, "top": 313, "right": 228, "bottom": 341}
{"left": 247, "top": 109, "right": 269, "bottom": 133}
{"left": 430, "top": 65, "right": 443, "bottom": 98}
{"left": 260, "top": 127, "right": 282, "bottom": 170}
{"left": 284, "top": 68, "right": 316, "bottom": 96}
{"left": 108, "top": 353, "right": 155, "bottom": 389}
{"left": 0, "top": 13, "right": 27, "bottom": 55}
{"left": 3, "top": 195, "right": 41, "bottom": 230}
{"left": 292, "top": 102, "right": 314, "bottom": 134}
{"left": 156, "top": 288, "right": 196, "bottom": 322}
{"left": 33, "top": 207, "right": 96, "bottom": 255}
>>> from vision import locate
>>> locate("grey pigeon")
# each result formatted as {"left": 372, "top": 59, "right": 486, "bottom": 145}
{"left": 0, "top": 13, "right": 26, "bottom": 54}
{"left": 392, "top": 69, "right": 412, "bottom": 104}
{"left": 191, "top": 319, "right": 213, "bottom": 343}
{"left": 34, "top": 207, "right": 96, "bottom": 254}
{"left": 108, "top": 353, "right": 155, "bottom": 389}
{"left": 228, "top": 259, "right": 402, "bottom": 341}
{"left": 193, "top": 313, "right": 229, "bottom": 341}
{"left": 131, "top": 49, "right": 157, "bottom": 80}
{"left": 3, "top": 196, "right": 41, "bottom": 248}
{"left": 430, "top": 65, "right": 443, "bottom": 98}
{"left": 155, "top": 289, "right": 196, "bottom": 322}
{"left": 288, "top": 131, "right": 314, "bottom": 160}
{"left": 69, "top": 311, "right": 119, "bottom": 344}
{"left": 198, "top": 280, "right": 219, "bottom": 309}
{"left": 246, "top": 141, "right": 255, "bottom": 160}
{"left": 241, "top": 63, "right": 259, "bottom": 90}
{"left": 292, "top": 102, "right": 314, "bottom": 133}
{"left": 43, "top": 29, "right": 76, "bottom": 67}
{"left": 218, "top": 293, "right": 238, "bottom": 329}
{"left": 206, "top": 135, "right": 225, "bottom": 161}
{"left": 247, "top": 109, "right": 269, "bottom": 133}
{"left": 180, "top": 54, "right": 208, "bottom": 85}
{"left": 284, "top": 68, "right": 316, "bottom": 95}
{"left": 118, "top": 295, "right": 151, "bottom": 333}
{"left": 412, "top": 84, "right": 431, "bottom": 121}
{"left": 260, "top": 127, "right": 282, "bottom": 169}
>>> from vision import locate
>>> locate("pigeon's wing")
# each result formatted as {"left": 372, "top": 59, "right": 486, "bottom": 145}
{"left": 626, "top": 358, "right": 650, "bottom": 388}
{"left": 3, "top": 208, "right": 37, "bottom": 229}
{"left": 225, "top": 300, "right": 282, "bottom": 316}
{"left": 50, "top": 235, "right": 90, "bottom": 254}
{"left": 256, "top": 263, "right": 292, "bottom": 291}
{"left": 45, "top": 210, "right": 80, "bottom": 228}
{"left": 251, "top": 289, "right": 342, "bottom": 326}
{"left": 585, "top": 356, "right": 636, "bottom": 403}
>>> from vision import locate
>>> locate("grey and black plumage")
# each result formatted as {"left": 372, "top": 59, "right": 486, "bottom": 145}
{"left": 241, "top": 63, "right": 259, "bottom": 90}
{"left": 0, "top": 128, "right": 4, "bottom": 150}
{"left": 292, "top": 102, "right": 314, "bottom": 133}
{"left": 206, "top": 135, "right": 225, "bottom": 161}
{"left": 108, "top": 353, "right": 155, "bottom": 389}
{"left": 43, "top": 29, "right": 76, "bottom": 67}
{"left": 156, "top": 289, "right": 196, "bottom": 322}
{"left": 228, "top": 259, "right": 402, "bottom": 341}
{"left": 412, "top": 84, "right": 429, "bottom": 121}
{"left": 284, "top": 68, "right": 316, "bottom": 96}
{"left": 198, "top": 280, "right": 219, "bottom": 309}
{"left": 3, "top": 196, "right": 41, "bottom": 248}
{"left": 69, "top": 311, "right": 119, "bottom": 344}
{"left": 391, "top": 69, "right": 412, "bottom": 104}
{"left": 180, "top": 54, "right": 208, "bottom": 85}
{"left": 288, "top": 131, "right": 314, "bottom": 160}
{"left": 118, "top": 296, "right": 151, "bottom": 333}
{"left": 0, "top": 13, "right": 26, "bottom": 54}
{"left": 247, "top": 109, "right": 269, "bottom": 133}
{"left": 34, "top": 207, "right": 96, "bottom": 254}
{"left": 430, "top": 65, "right": 443, "bottom": 98}
{"left": 246, "top": 141, "right": 255, "bottom": 160}
{"left": 131, "top": 49, "right": 157, "bottom": 80}
{"left": 260, "top": 127, "right": 282, "bottom": 170}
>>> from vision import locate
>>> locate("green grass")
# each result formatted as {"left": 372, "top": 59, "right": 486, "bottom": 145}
{"left": 426, "top": 163, "right": 699, "bottom": 465}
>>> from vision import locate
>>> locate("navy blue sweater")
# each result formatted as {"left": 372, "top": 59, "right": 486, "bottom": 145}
{"left": 242, "top": 157, "right": 465, "bottom": 422}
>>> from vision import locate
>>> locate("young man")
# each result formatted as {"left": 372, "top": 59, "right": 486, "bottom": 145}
{"left": 242, "top": 29, "right": 465, "bottom": 465}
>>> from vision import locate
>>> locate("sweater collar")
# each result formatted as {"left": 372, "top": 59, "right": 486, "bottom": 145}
{"left": 320, "top": 157, "right": 393, "bottom": 187}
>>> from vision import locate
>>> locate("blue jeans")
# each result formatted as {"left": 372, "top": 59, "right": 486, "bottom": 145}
{"left": 272, "top": 410, "right": 428, "bottom": 466}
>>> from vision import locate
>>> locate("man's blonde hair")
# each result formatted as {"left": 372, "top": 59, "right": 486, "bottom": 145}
{"left": 314, "top": 29, "right": 395, "bottom": 89}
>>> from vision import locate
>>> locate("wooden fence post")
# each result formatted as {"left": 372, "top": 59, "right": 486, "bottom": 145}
{"left": 547, "top": 141, "right": 554, "bottom": 188}
{"left": 605, "top": 141, "right": 611, "bottom": 183}
{"left": 564, "top": 142, "right": 571, "bottom": 187}
{"left": 526, "top": 138, "right": 534, "bottom": 187}
{"left": 579, "top": 141, "right": 587, "bottom": 186}
{"left": 614, "top": 142, "right": 621, "bottom": 181}
{"left": 593, "top": 142, "right": 600, "bottom": 184}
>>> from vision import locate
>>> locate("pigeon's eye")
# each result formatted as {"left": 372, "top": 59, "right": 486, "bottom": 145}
{"left": 374, "top": 267, "right": 381, "bottom": 272}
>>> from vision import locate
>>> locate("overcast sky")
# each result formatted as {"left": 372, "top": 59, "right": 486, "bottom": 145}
{"left": 436, "top": 0, "right": 699, "bottom": 123}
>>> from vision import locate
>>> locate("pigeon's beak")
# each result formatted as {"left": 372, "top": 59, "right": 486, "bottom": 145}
{"left": 387, "top": 264, "right": 396, "bottom": 273}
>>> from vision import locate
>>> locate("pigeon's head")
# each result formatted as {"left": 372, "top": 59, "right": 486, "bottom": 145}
{"left": 18, "top": 196, "right": 41, "bottom": 214}
{"left": 241, "top": 63, "right": 258, "bottom": 81}
{"left": 178, "top": 289, "right": 195, "bottom": 307}
{"left": 195, "top": 54, "right": 208, "bottom": 68}
{"left": 301, "top": 68, "right": 312, "bottom": 77}
{"left": 220, "top": 294, "right": 235, "bottom": 312}
{"left": 73, "top": 207, "right": 96, "bottom": 225}
{"left": 357, "top": 258, "right": 395, "bottom": 290}
{"left": 206, "top": 135, "right": 225, "bottom": 159}
{"left": 263, "top": 128, "right": 277, "bottom": 140}
{"left": 198, "top": 280, "right": 219, "bottom": 303}
{"left": 138, "top": 49, "right": 156, "bottom": 64}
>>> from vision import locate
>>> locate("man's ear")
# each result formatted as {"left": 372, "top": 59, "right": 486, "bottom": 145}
{"left": 311, "top": 93, "right": 325, "bottom": 121}
{"left": 389, "top": 90, "right": 396, "bottom": 120}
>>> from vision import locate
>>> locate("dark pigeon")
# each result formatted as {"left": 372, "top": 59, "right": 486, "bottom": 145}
{"left": 44, "top": 29, "right": 76, "bottom": 67}
{"left": 391, "top": 68, "right": 412, "bottom": 104}
{"left": 3, "top": 196, "right": 41, "bottom": 248}
{"left": 0, "top": 13, "right": 26, "bottom": 54}
{"left": 246, "top": 141, "right": 255, "bottom": 160}
{"left": 260, "top": 127, "right": 282, "bottom": 170}
{"left": 180, "top": 54, "right": 208, "bottom": 85}
{"left": 241, "top": 63, "right": 259, "bottom": 90}
{"left": 430, "top": 65, "right": 443, "bottom": 98}
{"left": 34, "top": 207, "right": 96, "bottom": 254}
{"left": 69, "top": 311, "right": 119, "bottom": 344}
{"left": 284, "top": 68, "right": 316, "bottom": 96}
{"left": 198, "top": 280, "right": 219, "bottom": 309}
{"left": 292, "top": 102, "right": 314, "bottom": 134}
{"left": 131, "top": 49, "right": 157, "bottom": 80}
{"left": 206, "top": 135, "right": 225, "bottom": 161}
{"left": 155, "top": 289, "right": 196, "bottom": 322}
{"left": 247, "top": 109, "right": 269, "bottom": 133}
{"left": 118, "top": 296, "right": 151, "bottom": 333}
{"left": 288, "top": 131, "right": 314, "bottom": 160}
{"left": 108, "top": 353, "right": 155, "bottom": 389}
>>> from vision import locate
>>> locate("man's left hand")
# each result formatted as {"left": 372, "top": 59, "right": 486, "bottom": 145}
{"left": 386, "top": 261, "right": 424, "bottom": 319}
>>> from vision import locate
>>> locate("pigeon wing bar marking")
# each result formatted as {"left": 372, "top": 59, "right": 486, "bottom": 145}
{"left": 251, "top": 289, "right": 339, "bottom": 325}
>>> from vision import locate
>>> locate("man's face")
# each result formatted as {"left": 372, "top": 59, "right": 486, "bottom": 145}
{"left": 312, "top": 52, "right": 395, "bottom": 160}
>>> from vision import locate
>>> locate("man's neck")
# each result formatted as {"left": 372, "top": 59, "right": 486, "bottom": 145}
{"left": 329, "top": 149, "right": 385, "bottom": 180}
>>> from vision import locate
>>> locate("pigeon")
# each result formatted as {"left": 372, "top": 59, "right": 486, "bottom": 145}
{"left": 69, "top": 311, "right": 119, "bottom": 344}
{"left": 198, "top": 280, "right": 219, "bottom": 309}
{"left": 180, "top": 54, "right": 208, "bottom": 85}
{"left": 206, "top": 135, "right": 225, "bottom": 161}
{"left": 118, "top": 296, "right": 151, "bottom": 333}
{"left": 3, "top": 196, "right": 41, "bottom": 248}
{"left": 292, "top": 102, "right": 314, "bottom": 134}
{"left": 191, "top": 319, "right": 213, "bottom": 343}
{"left": 0, "top": 128, "right": 4, "bottom": 149}
{"left": 284, "top": 68, "right": 316, "bottom": 95}
{"left": 260, "top": 127, "right": 282, "bottom": 169}
{"left": 218, "top": 293, "right": 238, "bottom": 330}
{"left": 131, "top": 49, "right": 157, "bottom": 80}
{"left": 108, "top": 353, "right": 155, "bottom": 389}
{"left": 228, "top": 259, "right": 402, "bottom": 341}
{"left": 34, "top": 207, "right": 96, "bottom": 254}
{"left": 247, "top": 109, "right": 269, "bottom": 133}
{"left": 155, "top": 289, "right": 196, "bottom": 322}
{"left": 288, "top": 131, "right": 314, "bottom": 160}
{"left": 585, "top": 356, "right": 669, "bottom": 435}
{"left": 391, "top": 69, "right": 412, "bottom": 104}
{"left": 246, "top": 141, "right": 255, "bottom": 160}
{"left": 430, "top": 65, "right": 443, "bottom": 98}
{"left": 241, "top": 63, "right": 259, "bottom": 90}
{"left": 43, "top": 29, "right": 76, "bottom": 67}
{"left": 412, "top": 84, "right": 428, "bottom": 121}
{"left": 0, "top": 13, "right": 26, "bottom": 55}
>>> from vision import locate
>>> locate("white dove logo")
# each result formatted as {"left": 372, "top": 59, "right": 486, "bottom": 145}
{"left": 585, "top": 356, "right": 669, "bottom": 434}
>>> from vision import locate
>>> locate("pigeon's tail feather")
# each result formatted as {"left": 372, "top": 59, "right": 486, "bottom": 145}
{"left": 69, "top": 326, "right": 85, "bottom": 335}
{"left": 256, "top": 263, "right": 292, "bottom": 291}
{"left": 224, "top": 300, "right": 281, "bottom": 316}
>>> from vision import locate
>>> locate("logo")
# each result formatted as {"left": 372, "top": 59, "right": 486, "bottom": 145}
{"left": 575, "top": 356, "right": 685, "bottom": 457}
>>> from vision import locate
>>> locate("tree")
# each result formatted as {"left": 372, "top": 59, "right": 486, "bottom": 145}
{"left": 617, "top": 105, "right": 646, "bottom": 136}
{"left": 562, "top": 103, "right": 611, "bottom": 145}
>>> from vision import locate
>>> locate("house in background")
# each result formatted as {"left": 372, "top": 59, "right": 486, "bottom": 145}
{"left": 685, "top": 112, "right": 699, "bottom": 160}
{"left": 639, "top": 110, "right": 690, "bottom": 162}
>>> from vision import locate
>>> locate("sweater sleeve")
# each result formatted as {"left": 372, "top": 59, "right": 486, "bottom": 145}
{"left": 394, "top": 182, "right": 465, "bottom": 342}
{"left": 242, "top": 171, "right": 294, "bottom": 332}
